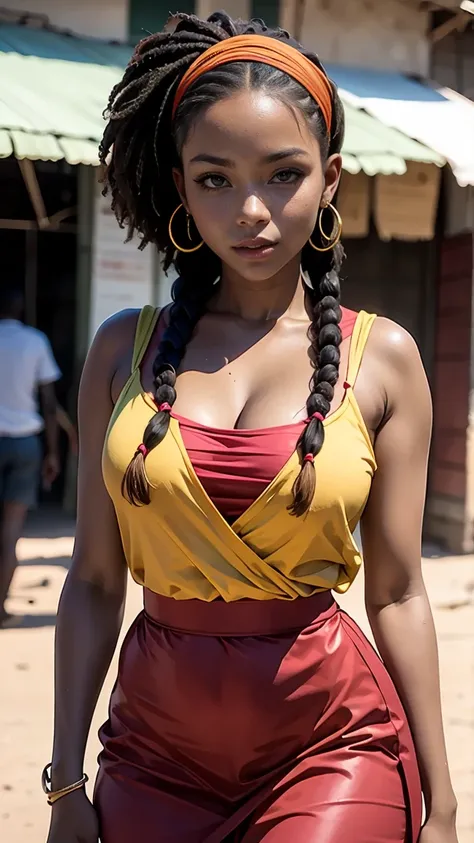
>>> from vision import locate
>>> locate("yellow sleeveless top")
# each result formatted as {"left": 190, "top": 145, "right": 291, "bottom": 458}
{"left": 103, "top": 306, "right": 377, "bottom": 602}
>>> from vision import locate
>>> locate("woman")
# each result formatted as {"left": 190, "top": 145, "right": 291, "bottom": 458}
{"left": 44, "top": 12, "right": 457, "bottom": 843}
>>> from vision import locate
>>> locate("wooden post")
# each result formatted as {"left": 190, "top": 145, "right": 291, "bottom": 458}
{"left": 24, "top": 229, "right": 38, "bottom": 327}
{"left": 464, "top": 231, "right": 474, "bottom": 551}
{"left": 62, "top": 165, "right": 95, "bottom": 515}
{"left": 280, "top": 0, "right": 306, "bottom": 39}
{"left": 293, "top": 0, "right": 307, "bottom": 41}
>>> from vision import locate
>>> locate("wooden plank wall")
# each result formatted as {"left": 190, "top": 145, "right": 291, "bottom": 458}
{"left": 430, "top": 233, "right": 473, "bottom": 502}
{"left": 343, "top": 227, "right": 436, "bottom": 368}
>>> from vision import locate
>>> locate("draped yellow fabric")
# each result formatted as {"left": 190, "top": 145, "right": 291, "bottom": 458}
{"left": 103, "top": 306, "right": 377, "bottom": 602}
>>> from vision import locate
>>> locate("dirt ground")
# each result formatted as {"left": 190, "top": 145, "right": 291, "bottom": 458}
{"left": 1, "top": 511, "right": 473, "bottom": 843}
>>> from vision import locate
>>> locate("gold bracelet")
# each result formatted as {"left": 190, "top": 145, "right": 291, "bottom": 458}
{"left": 41, "top": 763, "right": 89, "bottom": 806}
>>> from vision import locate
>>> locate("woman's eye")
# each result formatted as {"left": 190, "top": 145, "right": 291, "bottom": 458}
{"left": 271, "top": 169, "right": 302, "bottom": 184}
{"left": 197, "top": 174, "right": 229, "bottom": 190}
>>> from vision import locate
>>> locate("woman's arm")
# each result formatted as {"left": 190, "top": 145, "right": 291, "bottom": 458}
{"left": 361, "top": 320, "right": 457, "bottom": 839}
{"left": 39, "top": 382, "right": 60, "bottom": 487}
{"left": 48, "top": 312, "right": 137, "bottom": 793}
{"left": 56, "top": 404, "right": 79, "bottom": 455}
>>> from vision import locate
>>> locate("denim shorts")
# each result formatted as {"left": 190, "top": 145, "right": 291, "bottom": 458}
{"left": 0, "top": 435, "right": 42, "bottom": 508}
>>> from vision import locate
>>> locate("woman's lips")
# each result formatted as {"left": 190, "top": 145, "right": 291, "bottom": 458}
{"left": 232, "top": 240, "right": 277, "bottom": 260}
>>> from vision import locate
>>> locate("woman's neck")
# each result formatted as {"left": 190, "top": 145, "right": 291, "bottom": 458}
{"left": 209, "top": 256, "right": 309, "bottom": 323}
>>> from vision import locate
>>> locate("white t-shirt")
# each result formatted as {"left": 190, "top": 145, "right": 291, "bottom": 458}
{"left": 0, "top": 320, "right": 61, "bottom": 437}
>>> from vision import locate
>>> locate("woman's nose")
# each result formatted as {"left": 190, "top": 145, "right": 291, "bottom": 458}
{"left": 237, "top": 192, "right": 271, "bottom": 226}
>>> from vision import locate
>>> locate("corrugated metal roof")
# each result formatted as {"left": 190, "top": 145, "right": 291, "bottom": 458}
{"left": 0, "top": 52, "right": 120, "bottom": 165}
{"left": 328, "top": 64, "right": 474, "bottom": 186}
{"left": 0, "top": 21, "right": 131, "bottom": 66}
{"left": 0, "top": 21, "right": 128, "bottom": 165}
{"left": 341, "top": 99, "right": 444, "bottom": 175}
{"left": 0, "top": 23, "right": 447, "bottom": 172}
{"left": 327, "top": 65, "right": 447, "bottom": 103}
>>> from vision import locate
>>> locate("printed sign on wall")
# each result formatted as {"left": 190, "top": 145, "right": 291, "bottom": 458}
{"left": 89, "top": 180, "right": 154, "bottom": 341}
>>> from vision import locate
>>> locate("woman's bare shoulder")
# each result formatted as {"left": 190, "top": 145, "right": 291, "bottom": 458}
{"left": 82, "top": 309, "right": 145, "bottom": 403}
{"left": 91, "top": 308, "right": 141, "bottom": 359}
{"left": 367, "top": 316, "right": 423, "bottom": 376}
{"left": 90, "top": 306, "right": 163, "bottom": 375}
{"left": 365, "top": 316, "right": 430, "bottom": 424}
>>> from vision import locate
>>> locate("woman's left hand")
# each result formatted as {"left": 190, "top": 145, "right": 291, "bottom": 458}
{"left": 419, "top": 814, "right": 458, "bottom": 843}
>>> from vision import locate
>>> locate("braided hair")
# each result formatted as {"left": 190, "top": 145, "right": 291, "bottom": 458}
{"left": 99, "top": 11, "right": 345, "bottom": 516}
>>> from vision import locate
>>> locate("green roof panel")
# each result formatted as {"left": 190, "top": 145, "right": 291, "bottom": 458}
{"left": 0, "top": 30, "right": 446, "bottom": 172}
{"left": 0, "top": 21, "right": 132, "bottom": 65}
{"left": 0, "top": 52, "right": 120, "bottom": 164}
{"left": 342, "top": 98, "right": 444, "bottom": 171}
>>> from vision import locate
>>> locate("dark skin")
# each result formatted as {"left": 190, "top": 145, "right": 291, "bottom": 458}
{"left": 41, "top": 382, "right": 61, "bottom": 487}
{"left": 47, "top": 91, "right": 457, "bottom": 843}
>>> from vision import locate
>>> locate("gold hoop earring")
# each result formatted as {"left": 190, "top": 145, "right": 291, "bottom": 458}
{"left": 318, "top": 202, "right": 332, "bottom": 241}
{"left": 308, "top": 203, "right": 342, "bottom": 252}
{"left": 168, "top": 203, "right": 203, "bottom": 253}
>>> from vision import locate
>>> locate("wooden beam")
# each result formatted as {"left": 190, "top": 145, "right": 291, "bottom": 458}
{"left": 280, "top": 0, "right": 307, "bottom": 41}
{"left": 48, "top": 206, "right": 77, "bottom": 226}
{"left": 429, "top": 10, "right": 471, "bottom": 42}
{"left": 0, "top": 218, "right": 77, "bottom": 233}
{"left": 15, "top": 159, "right": 77, "bottom": 229}
{"left": 421, "top": 1, "right": 471, "bottom": 9}
{"left": 0, "top": 218, "right": 36, "bottom": 230}
{"left": 17, "top": 158, "right": 50, "bottom": 229}
{"left": 293, "top": 0, "right": 307, "bottom": 41}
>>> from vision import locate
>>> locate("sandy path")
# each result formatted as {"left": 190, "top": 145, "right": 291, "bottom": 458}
{"left": 1, "top": 521, "right": 473, "bottom": 842}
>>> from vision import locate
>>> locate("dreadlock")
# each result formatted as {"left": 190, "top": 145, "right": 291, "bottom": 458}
{"left": 99, "top": 10, "right": 346, "bottom": 515}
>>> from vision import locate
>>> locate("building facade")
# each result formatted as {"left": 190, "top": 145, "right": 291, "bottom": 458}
{"left": 427, "top": 16, "right": 474, "bottom": 551}
{"left": 2, "top": 0, "right": 474, "bottom": 552}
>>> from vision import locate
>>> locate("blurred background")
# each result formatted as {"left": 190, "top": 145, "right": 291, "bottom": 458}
{"left": 0, "top": 1, "right": 473, "bottom": 841}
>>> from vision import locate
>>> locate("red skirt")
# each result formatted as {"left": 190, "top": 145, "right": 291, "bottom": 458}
{"left": 94, "top": 590, "right": 422, "bottom": 842}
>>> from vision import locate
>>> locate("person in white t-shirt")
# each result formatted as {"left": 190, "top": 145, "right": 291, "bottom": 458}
{"left": 0, "top": 285, "right": 61, "bottom": 626}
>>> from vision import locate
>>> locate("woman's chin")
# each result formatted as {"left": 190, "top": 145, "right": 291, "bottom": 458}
{"left": 220, "top": 250, "right": 296, "bottom": 283}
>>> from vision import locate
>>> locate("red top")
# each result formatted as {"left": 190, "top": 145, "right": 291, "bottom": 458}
{"left": 177, "top": 307, "right": 358, "bottom": 523}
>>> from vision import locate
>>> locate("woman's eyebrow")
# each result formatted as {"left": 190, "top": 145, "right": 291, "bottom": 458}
{"left": 189, "top": 147, "right": 309, "bottom": 166}
{"left": 189, "top": 154, "right": 234, "bottom": 166}
{"left": 264, "top": 147, "right": 309, "bottom": 163}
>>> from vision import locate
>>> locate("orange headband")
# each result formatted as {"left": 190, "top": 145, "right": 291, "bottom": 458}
{"left": 172, "top": 34, "right": 333, "bottom": 132}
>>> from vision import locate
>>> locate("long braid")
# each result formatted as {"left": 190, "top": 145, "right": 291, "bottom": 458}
{"left": 100, "top": 11, "right": 346, "bottom": 511}
{"left": 122, "top": 271, "right": 217, "bottom": 505}
{"left": 289, "top": 240, "right": 344, "bottom": 515}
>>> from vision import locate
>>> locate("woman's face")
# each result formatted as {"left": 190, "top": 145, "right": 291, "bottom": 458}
{"left": 174, "top": 89, "right": 342, "bottom": 283}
